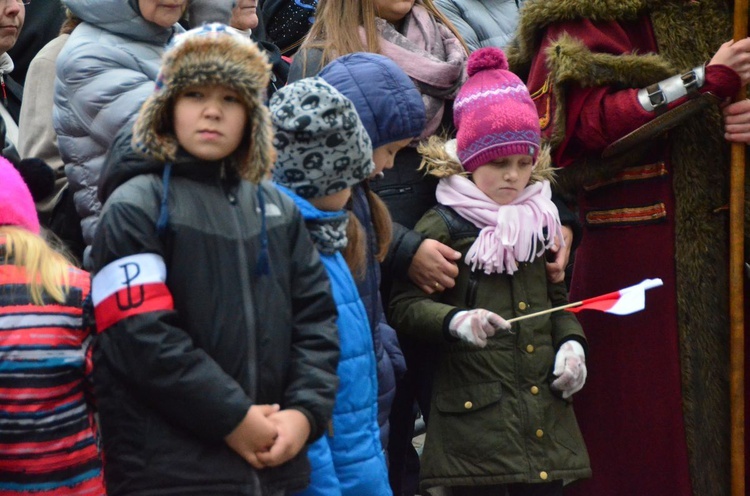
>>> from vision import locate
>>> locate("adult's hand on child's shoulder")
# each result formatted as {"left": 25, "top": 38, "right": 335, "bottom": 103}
{"left": 255, "top": 409, "right": 311, "bottom": 468}
{"left": 408, "top": 239, "right": 461, "bottom": 294}
{"left": 545, "top": 226, "right": 574, "bottom": 284}
{"left": 224, "top": 404, "right": 280, "bottom": 469}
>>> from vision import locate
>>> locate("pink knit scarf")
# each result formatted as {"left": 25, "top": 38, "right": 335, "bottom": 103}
{"left": 436, "top": 176, "right": 564, "bottom": 275}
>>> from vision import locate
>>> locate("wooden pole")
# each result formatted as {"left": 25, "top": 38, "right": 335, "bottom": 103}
{"left": 730, "top": 3, "right": 747, "bottom": 494}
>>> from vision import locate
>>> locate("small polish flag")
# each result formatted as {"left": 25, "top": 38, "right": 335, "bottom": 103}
{"left": 566, "top": 278, "right": 664, "bottom": 315}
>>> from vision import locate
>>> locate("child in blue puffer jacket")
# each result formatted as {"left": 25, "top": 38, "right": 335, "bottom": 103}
{"left": 318, "top": 52, "right": 426, "bottom": 454}
{"left": 271, "top": 77, "right": 390, "bottom": 496}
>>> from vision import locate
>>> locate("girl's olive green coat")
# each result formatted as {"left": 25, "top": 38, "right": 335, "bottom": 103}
{"left": 389, "top": 206, "right": 591, "bottom": 489}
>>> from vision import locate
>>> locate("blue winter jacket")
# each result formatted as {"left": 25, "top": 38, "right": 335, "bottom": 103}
{"left": 318, "top": 54, "right": 421, "bottom": 450}
{"left": 351, "top": 184, "right": 406, "bottom": 449}
{"left": 280, "top": 186, "right": 391, "bottom": 496}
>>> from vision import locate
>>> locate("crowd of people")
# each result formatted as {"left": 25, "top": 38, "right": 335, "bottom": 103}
{"left": 3, "top": 0, "right": 750, "bottom": 495}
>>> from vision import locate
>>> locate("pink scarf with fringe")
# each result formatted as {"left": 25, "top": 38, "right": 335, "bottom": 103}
{"left": 359, "top": 4, "right": 467, "bottom": 138}
{"left": 436, "top": 176, "right": 564, "bottom": 275}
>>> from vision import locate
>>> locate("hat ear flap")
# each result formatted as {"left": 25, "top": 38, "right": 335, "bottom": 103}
{"left": 245, "top": 103, "right": 274, "bottom": 183}
{"left": 132, "top": 94, "right": 179, "bottom": 162}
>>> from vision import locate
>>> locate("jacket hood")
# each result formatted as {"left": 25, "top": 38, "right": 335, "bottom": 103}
{"left": 275, "top": 184, "right": 346, "bottom": 224}
{"left": 99, "top": 126, "right": 165, "bottom": 203}
{"left": 63, "top": 0, "right": 178, "bottom": 43}
{"left": 0, "top": 53, "right": 13, "bottom": 76}
{"left": 319, "top": 53, "right": 426, "bottom": 149}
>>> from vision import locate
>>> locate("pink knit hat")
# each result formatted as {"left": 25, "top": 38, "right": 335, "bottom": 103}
{"left": 0, "top": 156, "right": 40, "bottom": 234}
{"left": 454, "top": 47, "right": 540, "bottom": 173}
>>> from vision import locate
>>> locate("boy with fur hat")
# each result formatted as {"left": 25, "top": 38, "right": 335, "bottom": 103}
{"left": 389, "top": 47, "right": 590, "bottom": 495}
{"left": 90, "top": 24, "right": 339, "bottom": 495}
{"left": 271, "top": 77, "right": 390, "bottom": 496}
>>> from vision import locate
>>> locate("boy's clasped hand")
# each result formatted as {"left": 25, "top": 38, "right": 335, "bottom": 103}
{"left": 225, "top": 405, "right": 311, "bottom": 470}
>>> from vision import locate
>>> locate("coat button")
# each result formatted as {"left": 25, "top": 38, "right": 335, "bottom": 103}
{"left": 464, "top": 401, "right": 473, "bottom": 409}
{"left": 536, "top": 429, "right": 544, "bottom": 438}
{"left": 518, "top": 301, "right": 528, "bottom": 310}
{"left": 526, "top": 344, "right": 535, "bottom": 353}
{"left": 540, "top": 471, "right": 548, "bottom": 480}
{"left": 530, "top": 386, "right": 539, "bottom": 395}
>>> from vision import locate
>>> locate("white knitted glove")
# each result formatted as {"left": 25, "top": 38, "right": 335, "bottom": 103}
{"left": 551, "top": 340, "right": 587, "bottom": 399}
{"left": 448, "top": 309, "right": 510, "bottom": 348}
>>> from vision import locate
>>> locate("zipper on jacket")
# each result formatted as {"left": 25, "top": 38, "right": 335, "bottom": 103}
{"left": 222, "top": 179, "right": 259, "bottom": 404}
{"left": 466, "top": 270, "right": 480, "bottom": 308}
{"left": 373, "top": 186, "right": 413, "bottom": 198}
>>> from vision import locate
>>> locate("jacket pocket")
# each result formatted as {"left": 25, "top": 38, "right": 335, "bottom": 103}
{"left": 435, "top": 381, "right": 503, "bottom": 413}
{"left": 433, "top": 381, "right": 508, "bottom": 463}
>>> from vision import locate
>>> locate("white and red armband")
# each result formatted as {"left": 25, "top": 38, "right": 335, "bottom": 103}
{"left": 92, "top": 253, "right": 174, "bottom": 332}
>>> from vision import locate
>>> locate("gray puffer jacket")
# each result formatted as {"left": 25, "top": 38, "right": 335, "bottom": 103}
{"left": 435, "top": 0, "right": 523, "bottom": 52}
{"left": 53, "top": 0, "right": 183, "bottom": 249}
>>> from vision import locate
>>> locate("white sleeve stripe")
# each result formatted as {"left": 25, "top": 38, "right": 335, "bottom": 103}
{"left": 92, "top": 253, "right": 168, "bottom": 306}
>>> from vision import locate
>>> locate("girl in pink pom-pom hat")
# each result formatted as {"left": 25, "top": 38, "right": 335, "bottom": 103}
{"left": 388, "top": 46, "right": 591, "bottom": 496}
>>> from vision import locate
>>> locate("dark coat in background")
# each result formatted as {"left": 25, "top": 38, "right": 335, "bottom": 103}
{"left": 510, "top": 0, "right": 741, "bottom": 494}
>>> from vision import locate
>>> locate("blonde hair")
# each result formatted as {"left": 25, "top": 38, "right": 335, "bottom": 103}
{"left": 0, "top": 227, "right": 75, "bottom": 305}
{"left": 418, "top": 136, "right": 555, "bottom": 184}
{"left": 301, "top": 0, "right": 468, "bottom": 71}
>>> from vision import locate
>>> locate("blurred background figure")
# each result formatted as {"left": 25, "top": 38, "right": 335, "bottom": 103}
{"left": 230, "top": 0, "right": 289, "bottom": 98}
{"left": 18, "top": 10, "right": 84, "bottom": 261}
{"left": 53, "top": 0, "right": 188, "bottom": 265}
{"left": 0, "top": 0, "right": 27, "bottom": 160}
{"left": 434, "top": 0, "right": 523, "bottom": 52}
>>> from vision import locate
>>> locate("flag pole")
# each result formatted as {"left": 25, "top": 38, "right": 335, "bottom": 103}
{"left": 729, "top": 2, "right": 747, "bottom": 494}
{"left": 506, "top": 301, "right": 583, "bottom": 323}
{"left": 505, "top": 279, "right": 663, "bottom": 323}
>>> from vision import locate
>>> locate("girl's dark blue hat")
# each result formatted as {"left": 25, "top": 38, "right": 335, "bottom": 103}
{"left": 319, "top": 53, "right": 426, "bottom": 149}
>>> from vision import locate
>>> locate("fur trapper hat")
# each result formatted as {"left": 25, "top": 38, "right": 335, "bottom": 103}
{"left": 132, "top": 23, "right": 274, "bottom": 183}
